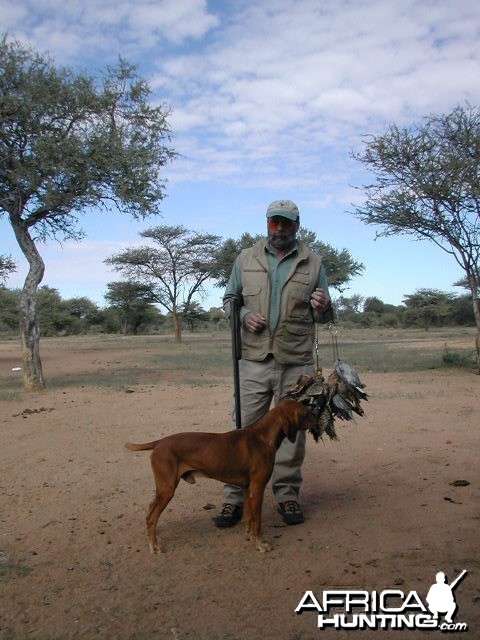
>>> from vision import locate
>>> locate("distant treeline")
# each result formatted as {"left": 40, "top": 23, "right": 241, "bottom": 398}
{"left": 335, "top": 290, "right": 475, "bottom": 330}
{"left": 0, "top": 285, "right": 475, "bottom": 337}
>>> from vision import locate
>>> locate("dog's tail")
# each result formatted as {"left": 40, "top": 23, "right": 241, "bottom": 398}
{"left": 125, "top": 441, "right": 159, "bottom": 451}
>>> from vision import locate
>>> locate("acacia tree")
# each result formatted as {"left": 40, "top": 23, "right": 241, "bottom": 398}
{"left": 105, "top": 281, "right": 156, "bottom": 335}
{"left": 403, "top": 288, "right": 455, "bottom": 331}
{"left": 105, "top": 225, "right": 221, "bottom": 342}
{"left": 0, "top": 255, "right": 16, "bottom": 282}
{"left": 336, "top": 294, "right": 365, "bottom": 316}
{"left": 352, "top": 104, "right": 480, "bottom": 372}
{"left": 297, "top": 228, "right": 364, "bottom": 292}
{"left": 0, "top": 36, "right": 175, "bottom": 389}
{"left": 210, "top": 232, "right": 261, "bottom": 288}
{"left": 180, "top": 300, "right": 208, "bottom": 332}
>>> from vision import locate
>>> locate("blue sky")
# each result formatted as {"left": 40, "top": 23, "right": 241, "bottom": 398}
{"left": 1, "top": 0, "right": 479, "bottom": 309}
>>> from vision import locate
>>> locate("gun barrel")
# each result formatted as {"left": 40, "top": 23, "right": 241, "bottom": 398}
{"left": 225, "top": 295, "right": 242, "bottom": 429}
{"left": 450, "top": 569, "right": 467, "bottom": 590}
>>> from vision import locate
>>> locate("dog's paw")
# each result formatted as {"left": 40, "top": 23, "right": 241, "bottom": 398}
{"left": 256, "top": 540, "right": 271, "bottom": 553}
{"left": 149, "top": 541, "right": 162, "bottom": 554}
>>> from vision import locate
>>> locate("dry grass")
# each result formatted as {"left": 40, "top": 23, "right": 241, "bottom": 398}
{"left": 0, "top": 326, "right": 477, "bottom": 400}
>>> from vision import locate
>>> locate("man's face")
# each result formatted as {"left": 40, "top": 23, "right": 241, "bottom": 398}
{"left": 267, "top": 216, "right": 299, "bottom": 251}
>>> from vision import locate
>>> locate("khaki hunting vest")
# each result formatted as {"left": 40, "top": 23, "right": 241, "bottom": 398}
{"left": 238, "top": 239, "right": 323, "bottom": 364}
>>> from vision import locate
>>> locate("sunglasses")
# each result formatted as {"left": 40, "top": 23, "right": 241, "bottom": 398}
{"left": 267, "top": 216, "right": 297, "bottom": 231}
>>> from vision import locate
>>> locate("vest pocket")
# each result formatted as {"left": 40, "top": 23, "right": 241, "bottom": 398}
{"left": 288, "top": 295, "right": 311, "bottom": 322}
{"left": 290, "top": 272, "right": 310, "bottom": 284}
{"left": 243, "top": 286, "right": 262, "bottom": 296}
{"left": 243, "top": 286, "right": 264, "bottom": 316}
{"left": 284, "top": 322, "right": 312, "bottom": 335}
{"left": 281, "top": 322, "right": 314, "bottom": 357}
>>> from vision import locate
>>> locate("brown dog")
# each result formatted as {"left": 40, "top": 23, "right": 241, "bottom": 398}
{"left": 125, "top": 397, "right": 319, "bottom": 553}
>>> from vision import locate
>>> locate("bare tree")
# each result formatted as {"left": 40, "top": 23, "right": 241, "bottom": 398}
{"left": 352, "top": 104, "right": 480, "bottom": 372}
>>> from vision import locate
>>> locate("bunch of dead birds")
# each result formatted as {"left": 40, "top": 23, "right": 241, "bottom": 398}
{"left": 285, "top": 360, "right": 368, "bottom": 442}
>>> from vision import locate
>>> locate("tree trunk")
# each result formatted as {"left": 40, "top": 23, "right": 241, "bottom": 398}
{"left": 172, "top": 309, "right": 182, "bottom": 342}
{"left": 11, "top": 220, "right": 46, "bottom": 390}
{"left": 469, "top": 278, "right": 480, "bottom": 374}
{"left": 476, "top": 328, "right": 480, "bottom": 374}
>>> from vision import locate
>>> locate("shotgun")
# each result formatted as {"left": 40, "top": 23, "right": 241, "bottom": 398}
{"left": 225, "top": 294, "right": 242, "bottom": 429}
{"left": 449, "top": 569, "right": 467, "bottom": 591}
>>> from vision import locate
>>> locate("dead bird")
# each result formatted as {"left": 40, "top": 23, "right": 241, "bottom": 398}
{"left": 335, "top": 359, "right": 366, "bottom": 392}
{"left": 285, "top": 362, "right": 368, "bottom": 440}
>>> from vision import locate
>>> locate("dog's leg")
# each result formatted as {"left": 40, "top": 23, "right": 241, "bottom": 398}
{"left": 248, "top": 480, "right": 271, "bottom": 553}
{"left": 242, "top": 486, "right": 253, "bottom": 539}
{"left": 145, "top": 492, "right": 174, "bottom": 554}
{"left": 146, "top": 451, "right": 178, "bottom": 554}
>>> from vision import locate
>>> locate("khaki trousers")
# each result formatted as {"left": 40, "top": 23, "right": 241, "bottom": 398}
{"left": 223, "top": 356, "right": 314, "bottom": 506}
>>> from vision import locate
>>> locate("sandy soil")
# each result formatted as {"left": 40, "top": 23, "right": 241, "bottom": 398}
{"left": 0, "top": 335, "right": 479, "bottom": 639}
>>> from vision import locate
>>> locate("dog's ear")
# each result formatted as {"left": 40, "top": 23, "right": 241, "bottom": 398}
{"left": 283, "top": 401, "right": 307, "bottom": 442}
{"left": 284, "top": 421, "right": 298, "bottom": 443}
{"left": 285, "top": 422, "right": 298, "bottom": 442}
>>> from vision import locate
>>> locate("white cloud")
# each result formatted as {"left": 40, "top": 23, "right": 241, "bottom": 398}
{"left": 1, "top": 0, "right": 219, "bottom": 62}
{"left": 154, "top": 0, "right": 480, "bottom": 189}
{"left": 129, "top": 0, "right": 219, "bottom": 44}
{"left": 2, "top": 0, "right": 479, "bottom": 306}
{"left": 0, "top": 0, "right": 28, "bottom": 24}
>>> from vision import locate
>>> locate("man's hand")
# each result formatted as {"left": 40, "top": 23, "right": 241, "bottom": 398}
{"left": 310, "top": 288, "right": 330, "bottom": 313}
{"left": 243, "top": 311, "right": 267, "bottom": 333}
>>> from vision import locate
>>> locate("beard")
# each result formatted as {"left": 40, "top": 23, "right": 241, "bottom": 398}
{"left": 268, "top": 229, "right": 297, "bottom": 252}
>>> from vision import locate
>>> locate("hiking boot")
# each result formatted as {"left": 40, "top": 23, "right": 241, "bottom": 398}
{"left": 212, "top": 503, "right": 243, "bottom": 528}
{"left": 277, "top": 500, "right": 304, "bottom": 525}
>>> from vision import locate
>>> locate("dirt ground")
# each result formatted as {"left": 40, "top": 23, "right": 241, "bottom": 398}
{"left": 0, "top": 335, "right": 479, "bottom": 640}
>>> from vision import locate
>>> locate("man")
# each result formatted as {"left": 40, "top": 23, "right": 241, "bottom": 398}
{"left": 426, "top": 571, "right": 466, "bottom": 624}
{"left": 213, "top": 199, "right": 334, "bottom": 528}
